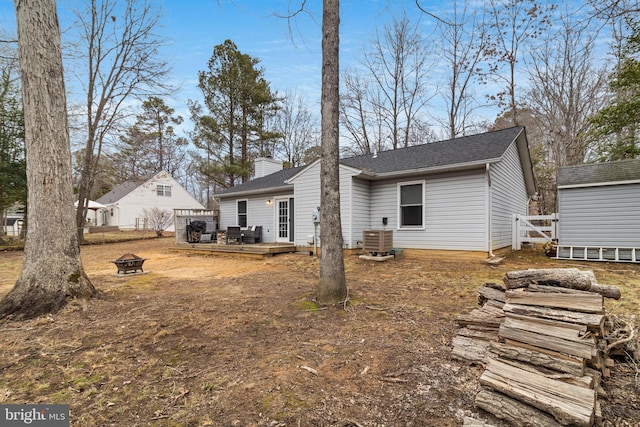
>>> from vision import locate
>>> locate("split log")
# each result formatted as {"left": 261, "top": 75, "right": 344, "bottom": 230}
{"left": 452, "top": 335, "right": 492, "bottom": 363}
{"left": 456, "top": 306, "right": 504, "bottom": 328}
{"left": 475, "top": 388, "right": 563, "bottom": 427}
{"left": 503, "top": 268, "right": 620, "bottom": 299}
{"left": 480, "top": 358, "right": 596, "bottom": 427}
{"left": 489, "top": 341, "right": 585, "bottom": 377}
{"left": 528, "top": 283, "right": 598, "bottom": 295}
{"left": 483, "top": 299, "right": 504, "bottom": 310}
{"left": 499, "top": 319, "right": 597, "bottom": 359}
{"left": 458, "top": 326, "right": 500, "bottom": 341}
{"left": 495, "top": 357, "right": 595, "bottom": 389}
{"left": 462, "top": 416, "right": 497, "bottom": 427}
{"left": 505, "top": 289, "right": 603, "bottom": 313}
{"left": 483, "top": 282, "right": 506, "bottom": 291}
{"left": 503, "top": 303, "right": 604, "bottom": 330}
{"left": 504, "top": 313, "right": 589, "bottom": 336}
{"left": 528, "top": 283, "right": 620, "bottom": 300}
{"left": 478, "top": 284, "right": 506, "bottom": 305}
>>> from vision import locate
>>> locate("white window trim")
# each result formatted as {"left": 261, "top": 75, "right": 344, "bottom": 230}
{"left": 157, "top": 184, "right": 172, "bottom": 197}
{"left": 397, "top": 180, "right": 425, "bottom": 230}
{"left": 236, "top": 199, "right": 248, "bottom": 227}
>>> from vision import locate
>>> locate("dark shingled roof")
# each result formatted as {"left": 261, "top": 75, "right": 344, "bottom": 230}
{"left": 97, "top": 173, "right": 155, "bottom": 204}
{"left": 216, "top": 126, "right": 526, "bottom": 196}
{"left": 215, "top": 165, "right": 306, "bottom": 196}
{"left": 341, "top": 126, "right": 524, "bottom": 174}
{"left": 558, "top": 158, "right": 640, "bottom": 187}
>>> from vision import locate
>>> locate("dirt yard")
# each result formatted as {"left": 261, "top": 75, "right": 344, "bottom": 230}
{"left": 0, "top": 238, "right": 638, "bottom": 426}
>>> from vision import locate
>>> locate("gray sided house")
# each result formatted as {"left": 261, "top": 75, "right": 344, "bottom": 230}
{"left": 215, "top": 126, "right": 536, "bottom": 254}
{"left": 556, "top": 158, "right": 640, "bottom": 262}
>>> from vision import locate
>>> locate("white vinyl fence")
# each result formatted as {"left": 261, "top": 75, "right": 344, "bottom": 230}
{"left": 512, "top": 213, "right": 558, "bottom": 250}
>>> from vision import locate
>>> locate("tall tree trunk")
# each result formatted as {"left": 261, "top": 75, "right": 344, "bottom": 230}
{"left": 317, "top": 0, "right": 347, "bottom": 304}
{"left": 1, "top": 0, "right": 96, "bottom": 320}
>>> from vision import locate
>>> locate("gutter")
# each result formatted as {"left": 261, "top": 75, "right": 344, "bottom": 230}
{"left": 558, "top": 179, "right": 640, "bottom": 190}
{"left": 215, "top": 185, "right": 293, "bottom": 199}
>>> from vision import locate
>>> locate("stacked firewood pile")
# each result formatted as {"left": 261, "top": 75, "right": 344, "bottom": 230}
{"left": 453, "top": 268, "right": 638, "bottom": 427}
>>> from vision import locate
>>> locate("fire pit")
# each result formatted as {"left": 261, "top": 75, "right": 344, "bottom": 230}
{"left": 112, "top": 253, "right": 147, "bottom": 274}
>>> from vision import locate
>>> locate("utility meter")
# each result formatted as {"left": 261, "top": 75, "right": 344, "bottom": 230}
{"left": 312, "top": 207, "right": 320, "bottom": 224}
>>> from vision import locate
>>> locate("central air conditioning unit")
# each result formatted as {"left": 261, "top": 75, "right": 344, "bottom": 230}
{"left": 362, "top": 230, "right": 393, "bottom": 255}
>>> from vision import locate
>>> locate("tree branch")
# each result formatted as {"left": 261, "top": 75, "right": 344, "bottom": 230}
{"left": 415, "top": 0, "right": 455, "bottom": 27}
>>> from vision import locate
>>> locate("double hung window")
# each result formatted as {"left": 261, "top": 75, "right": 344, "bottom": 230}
{"left": 398, "top": 181, "right": 424, "bottom": 228}
{"left": 237, "top": 200, "right": 248, "bottom": 227}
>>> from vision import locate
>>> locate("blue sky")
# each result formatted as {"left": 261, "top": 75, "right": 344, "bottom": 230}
{"left": 0, "top": 0, "right": 614, "bottom": 140}
{"left": 156, "top": 0, "right": 436, "bottom": 117}
{"left": 1, "top": 0, "right": 435, "bottom": 132}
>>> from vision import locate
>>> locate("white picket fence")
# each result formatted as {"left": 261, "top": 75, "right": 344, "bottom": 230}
{"left": 512, "top": 213, "right": 558, "bottom": 250}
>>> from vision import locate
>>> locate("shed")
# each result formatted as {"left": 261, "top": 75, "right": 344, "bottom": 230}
{"left": 556, "top": 158, "right": 640, "bottom": 262}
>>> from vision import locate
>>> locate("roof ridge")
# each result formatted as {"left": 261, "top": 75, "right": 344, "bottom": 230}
{"left": 341, "top": 126, "right": 523, "bottom": 161}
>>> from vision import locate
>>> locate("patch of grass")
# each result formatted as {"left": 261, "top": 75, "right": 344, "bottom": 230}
{"left": 295, "top": 300, "right": 320, "bottom": 312}
{"left": 48, "top": 389, "right": 71, "bottom": 403}
{"left": 116, "top": 273, "right": 162, "bottom": 290}
{"left": 71, "top": 374, "right": 103, "bottom": 389}
{"left": 201, "top": 383, "right": 217, "bottom": 393}
{"left": 261, "top": 393, "right": 275, "bottom": 411}
{"left": 33, "top": 382, "right": 51, "bottom": 392}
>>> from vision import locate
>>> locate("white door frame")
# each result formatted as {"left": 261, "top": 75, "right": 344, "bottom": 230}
{"left": 275, "top": 197, "right": 290, "bottom": 242}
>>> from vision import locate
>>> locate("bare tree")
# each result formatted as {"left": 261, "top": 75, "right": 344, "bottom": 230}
{"left": 524, "top": 12, "right": 608, "bottom": 211}
{"left": 526, "top": 15, "right": 608, "bottom": 166}
{"left": 341, "top": 13, "right": 433, "bottom": 153}
{"left": 484, "top": 0, "right": 555, "bottom": 125}
{"left": 318, "top": 0, "right": 347, "bottom": 304}
{"left": 340, "top": 71, "right": 387, "bottom": 155}
{"left": 274, "top": 91, "right": 319, "bottom": 166}
{"left": 143, "top": 207, "right": 173, "bottom": 236}
{"left": 1, "top": 0, "right": 96, "bottom": 320}
{"left": 71, "top": 0, "right": 170, "bottom": 242}
{"left": 587, "top": 0, "right": 640, "bottom": 21}
{"left": 431, "top": 0, "right": 489, "bottom": 138}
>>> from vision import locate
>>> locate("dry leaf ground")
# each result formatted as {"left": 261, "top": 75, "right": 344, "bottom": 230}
{"left": 0, "top": 236, "right": 638, "bottom": 426}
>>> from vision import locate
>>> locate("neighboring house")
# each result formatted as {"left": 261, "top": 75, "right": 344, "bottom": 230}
{"left": 215, "top": 126, "right": 536, "bottom": 254}
{"left": 1, "top": 202, "right": 25, "bottom": 237}
{"left": 556, "top": 158, "right": 640, "bottom": 262}
{"left": 97, "top": 171, "right": 205, "bottom": 231}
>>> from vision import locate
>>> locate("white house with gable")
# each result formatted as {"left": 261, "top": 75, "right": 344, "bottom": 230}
{"left": 97, "top": 171, "right": 204, "bottom": 231}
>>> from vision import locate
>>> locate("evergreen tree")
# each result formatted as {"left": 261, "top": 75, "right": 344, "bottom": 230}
{"left": 0, "top": 67, "right": 26, "bottom": 234}
{"left": 113, "top": 97, "right": 187, "bottom": 180}
{"left": 192, "top": 39, "right": 279, "bottom": 188}
{"left": 589, "top": 18, "right": 640, "bottom": 161}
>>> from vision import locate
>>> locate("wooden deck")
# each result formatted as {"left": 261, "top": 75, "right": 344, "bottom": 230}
{"left": 170, "top": 242, "right": 297, "bottom": 258}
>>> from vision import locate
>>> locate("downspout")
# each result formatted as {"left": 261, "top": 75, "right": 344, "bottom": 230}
{"left": 486, "top": 163, "right": 495, "bottom": 258}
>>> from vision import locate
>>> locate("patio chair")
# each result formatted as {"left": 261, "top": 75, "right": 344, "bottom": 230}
{"left": 226, "top": 226, "right": 242, "bottom": 244}
{"left": 243, "top": 225, "right": 262, "bottom": 244}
